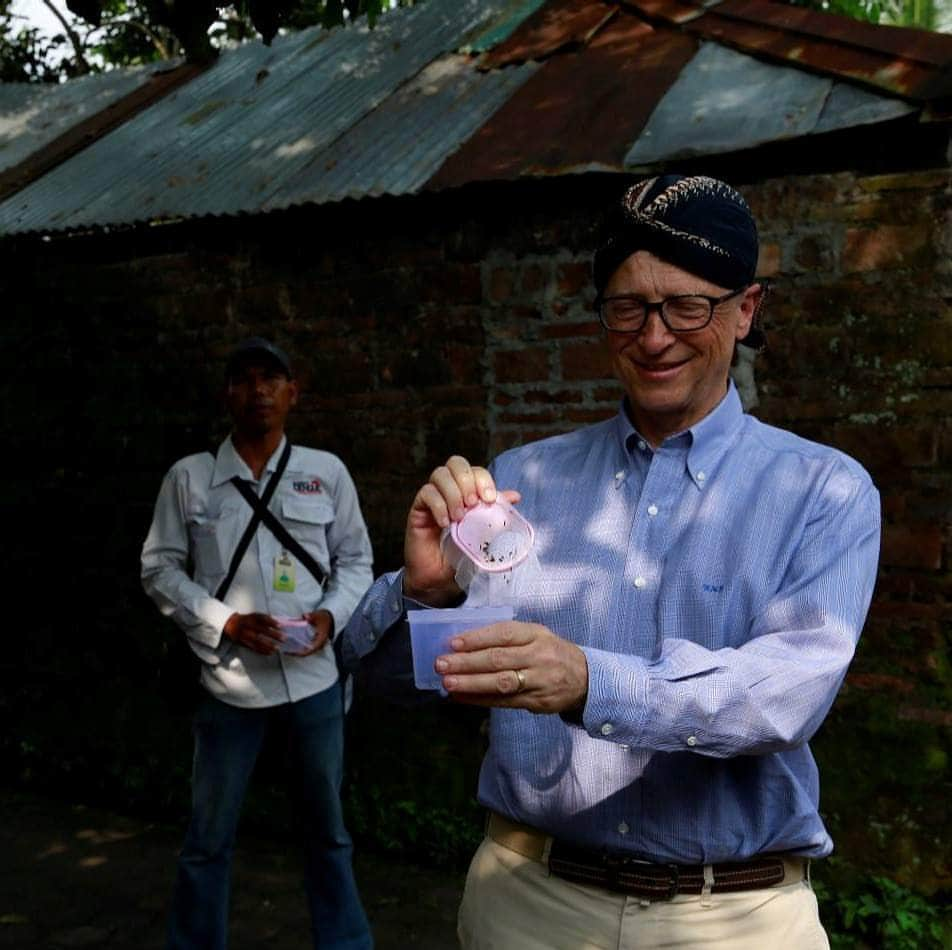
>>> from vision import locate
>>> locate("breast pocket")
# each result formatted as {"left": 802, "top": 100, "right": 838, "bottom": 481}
{"left": 280, "top": 496, "right": 335, "bottom": 572}
{"left": 188, "top": 508, "right": 241, "bottom": 582}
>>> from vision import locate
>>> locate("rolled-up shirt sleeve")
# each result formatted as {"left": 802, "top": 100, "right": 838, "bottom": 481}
{"left": 140, "top": 467, "right": 234, "bottom": 648}
{"left": 582, "top": 473, "right": 881, "bottom": 757}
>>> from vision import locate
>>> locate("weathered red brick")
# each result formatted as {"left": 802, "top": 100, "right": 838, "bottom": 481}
{"left": 561, "top": 340, "right": 613, "bottom": 381}
{"left": 565, "top": 408, "right": 617, "bottom": 424}
{"left": 521, "top": 262, "right": 549, "bottom": 295}
{"left": 880, "top": 524, "right": 943, "bottom": 570}
{"left": 841, "top": 224, "right": 932, "bottom": 272}
{"left": 498, "top": 409, "right": 559, "bottom": 425}
{"left": 756, "top": 243, "right": 781, "bottom": 278}
{"left": 792, "top": 235, "right": 833, "bottom": 273}
{"left": 542, "top": 320, "right": 600, "bottom": 339}
{"left": 493, "top": 346, "right": 551, "bottom": 383}
{"left": 522, "top": 388, "right": 585, "bottom": 404}
{"left": 488, "top": 266, "right": 516, "bottom": 303}
{"left": 594, "top": 385, "right": 623, "bottom": 402}
{"left": 556, "top": 260, "right": 591, "bottom": 297}
{"left": 857, "top": 170, "right": 950, "bottom": 193}
{"left": 846, "top": 672, "right": 916, "bottom": 693}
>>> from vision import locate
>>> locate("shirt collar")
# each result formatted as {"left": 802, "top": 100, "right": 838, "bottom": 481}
{"left": 685, "top": 382, "right": 745, "bottom": 487}
{"left": 613, "top": 381, "right": 745, "bottom": 487}
{"left": 210, "top": 434, "right": 290, "bottom": 487}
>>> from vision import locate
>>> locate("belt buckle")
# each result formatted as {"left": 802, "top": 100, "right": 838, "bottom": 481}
{"left": 607, "top": 855, "right": 681, "bottom": 901}
{"left": 659, "top": 863, "right": 680, "bottom": 900}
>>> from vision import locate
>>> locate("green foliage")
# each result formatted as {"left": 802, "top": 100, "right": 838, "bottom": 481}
{"left": 345, "top": 784, "right": 483, "bottom": 868}
{"left": 786, "top": 0, "right": 949, "bottom": 29}
{"left": 815, "top": 868, "right": 950, "bottom": 949}
{"left": 0, "top": 0, "right": 75, "bottom": 81}
{"left": 0, "top": 0, "right": 425, "bottom": 82}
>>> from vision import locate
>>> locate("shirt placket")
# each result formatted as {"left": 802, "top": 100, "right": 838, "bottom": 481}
{"left": 624, "top": 441, "right": 686, "bottom": 659}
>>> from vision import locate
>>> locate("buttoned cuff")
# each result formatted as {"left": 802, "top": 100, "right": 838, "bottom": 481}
{"left": 580, "top": 646, "right": 651, "bottom": 744}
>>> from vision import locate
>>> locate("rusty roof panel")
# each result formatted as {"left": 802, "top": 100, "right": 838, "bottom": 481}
{"left": 430, "top": 14, "right": 696, "bottom": 187}
{"left": 684, "top": 12, "right": 938, "bottom": 98}
{"left": 479, "top": 0, "right": 617, "bottom": 69}
{"left": 622, "top": 0, "right": 952, "bottom": 98}
{"left": 714, "top": 0, "right": 952, "bottom": 65}
{"left": 620, "top": 0, "right": 717, "bottom": 25}
{"left": 627, "top": 41, "right": 914, "bottom": 166}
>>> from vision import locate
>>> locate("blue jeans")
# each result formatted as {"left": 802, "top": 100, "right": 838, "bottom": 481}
{"left": 167, "top": 684, "right": 372, "bottom": 949}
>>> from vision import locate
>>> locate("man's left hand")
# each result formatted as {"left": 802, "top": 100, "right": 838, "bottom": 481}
{"left": 435, "top": 621, "right": 588, "bottom": 714}
{"left": 292, "top": 609, "right": 335, "bottom": 656}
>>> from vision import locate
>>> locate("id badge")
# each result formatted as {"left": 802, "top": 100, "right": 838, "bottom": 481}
{"left": 274, "top": 551, "right": 296, "bottom": 592}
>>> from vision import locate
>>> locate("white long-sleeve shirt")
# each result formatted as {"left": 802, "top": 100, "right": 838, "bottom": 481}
{"left": 142, "top": 435, "right": 373, "bottom": 707}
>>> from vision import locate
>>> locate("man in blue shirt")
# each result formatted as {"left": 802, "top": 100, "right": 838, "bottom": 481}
{"left": 343, "top": 176, "right": 880, "bottom": 948}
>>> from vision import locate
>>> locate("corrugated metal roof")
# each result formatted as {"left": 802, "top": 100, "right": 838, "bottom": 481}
{"left": 270, "top": 54, "right": 539, "bottom": 206}
{"left": 0, "top": 0, "right": 515, "bottom": 234}
{"left": 478, "top": 0, "right": 618, "bottom": 69}
{"left": 462, "top": 0, "right": 550, "bottom": 53}
{"left": 0, "top": 0, "right": 948, "bottom": 237}
{"left": 626, "top": 41, "right": 915, "bottom": 165}
{"left": 430, "top": 14, "right": 697, "bottom": 185}
{"left": 0, "top": 65, "right": 156, "bottom": 174}
{"left": 621, "top": 0, "right": 952, "bottom": 99}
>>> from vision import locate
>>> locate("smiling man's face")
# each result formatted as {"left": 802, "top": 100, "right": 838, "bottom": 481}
{"left": 604, "top": 250, "right": 757, "bottom": 446}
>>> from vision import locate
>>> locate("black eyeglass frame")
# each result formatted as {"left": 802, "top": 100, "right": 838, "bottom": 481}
{"left": 596, "top": 286, "right": 750, "bottom": 334}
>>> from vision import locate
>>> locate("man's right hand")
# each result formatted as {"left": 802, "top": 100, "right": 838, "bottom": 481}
{"left": 403, "top": 455, "right": 520, "bottom": 607}
{"left": 222, "top": 612, "right": 285, "bottom": 655}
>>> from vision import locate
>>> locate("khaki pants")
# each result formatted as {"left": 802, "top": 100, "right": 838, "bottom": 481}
{"left": 458, "top": 836, "right": 830, "bottom": 950}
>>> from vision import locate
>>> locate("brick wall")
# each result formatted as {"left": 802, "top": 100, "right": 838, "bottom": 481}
{"left": 1, "top": 157, "right": 949, "bottom": 882}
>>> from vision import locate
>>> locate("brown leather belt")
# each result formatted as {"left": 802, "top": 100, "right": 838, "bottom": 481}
{"left": 488, "top": 812, "right": 807, "bottom": 902}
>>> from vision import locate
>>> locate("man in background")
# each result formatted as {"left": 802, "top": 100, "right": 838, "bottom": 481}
{"left": 142, "top": 337, "right": 373, "bottom": 949}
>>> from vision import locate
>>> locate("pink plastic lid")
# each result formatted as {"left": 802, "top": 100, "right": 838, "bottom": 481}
{"left": 450, "top": 500, "right": 534, "bottom": 573}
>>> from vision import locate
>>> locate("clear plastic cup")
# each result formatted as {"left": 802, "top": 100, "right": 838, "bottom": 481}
{"left": 408, "top": 605, "right": 515, "bottom": 691}
{"left": 273, "top": 616, "right": 314, "bottom": 654}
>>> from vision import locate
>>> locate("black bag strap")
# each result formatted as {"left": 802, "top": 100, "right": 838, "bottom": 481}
{"left": 214, "top": 439, "right": 292, "bottom": 601}
{"left": 228, "top": 478, "right": 328, "bottom": 590}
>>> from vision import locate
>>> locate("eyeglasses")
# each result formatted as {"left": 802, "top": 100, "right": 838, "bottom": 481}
{"left": 597, "top": 287, "right": 748, "bottom": 334}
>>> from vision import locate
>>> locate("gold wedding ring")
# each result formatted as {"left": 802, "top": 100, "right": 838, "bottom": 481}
{"left": 515, "top": 669, "right": 527, "bottom": 692}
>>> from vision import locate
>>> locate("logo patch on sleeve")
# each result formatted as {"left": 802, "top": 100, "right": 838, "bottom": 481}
{"left": 293, "top": 478, "right": 323, "bottom": 494}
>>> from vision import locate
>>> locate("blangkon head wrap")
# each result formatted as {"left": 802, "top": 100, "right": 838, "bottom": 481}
{"left": 593, "top": 175, "right": 763, "bottom": 347}
{"left": 594, "top": 175, "right": 759, "bottom": 297}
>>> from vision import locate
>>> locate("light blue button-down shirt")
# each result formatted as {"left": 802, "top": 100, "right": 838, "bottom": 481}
{"left": 343, "top": 384, "right": 880, "bottom": 862}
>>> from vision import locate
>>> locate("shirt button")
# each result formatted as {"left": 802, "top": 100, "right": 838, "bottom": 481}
{"left": 647, "top": 504, "right": 658, "bottom": 517}
{"left": 637, "top": 440, "right": 647, "bottom": 451}
{"left": 619, "top": 744, "right": 629, "bottom": 752}
{"left": 618, "top": 822, "right": 630, "bottom": 835}
{"left": 600, "top": 722, "right": 614, "bottom": 736}
{"left": 696, "top": 471, "right": 706, "bottom": 483}
{"left": 633, "top": 576, "right": 646, "bottom": 589}
{"left": 686, "top": 735, "right": 698, "bottom": 747}
{"left": 390, "top": 600, "right": 400, "bottom": 613}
